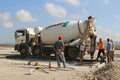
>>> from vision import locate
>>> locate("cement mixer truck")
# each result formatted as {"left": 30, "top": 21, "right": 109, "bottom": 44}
{"left": 14, "top": 16, "right": 97, "bottom": 59}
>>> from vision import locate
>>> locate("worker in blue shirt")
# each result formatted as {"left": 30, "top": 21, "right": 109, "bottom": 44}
{"left": 106, "top": 38, "right": 113, "bottom": 63}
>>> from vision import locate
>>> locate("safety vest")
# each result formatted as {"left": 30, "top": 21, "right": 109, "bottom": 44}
{"left": 98, "top": 41, "right": 105, "bottom": 50}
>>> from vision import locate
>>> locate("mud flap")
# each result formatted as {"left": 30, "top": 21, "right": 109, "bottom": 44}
{"left": 90, "top": 36, "right": 97, "bottom": 59}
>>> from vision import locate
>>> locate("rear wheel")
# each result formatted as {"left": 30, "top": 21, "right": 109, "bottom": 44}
{"left": 67, "top": 47, "right": 79, "bottom": 60}
{"left": 32, "top": 46, "right": 41, "bottom": 56}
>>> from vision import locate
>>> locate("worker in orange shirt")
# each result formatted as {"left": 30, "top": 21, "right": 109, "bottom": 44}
{"left": 96, "top": 38, "right": 105, "bottom": 60}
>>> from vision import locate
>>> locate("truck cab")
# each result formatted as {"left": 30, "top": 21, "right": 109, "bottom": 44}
{"left": 14, "top": 28, "right": 35, "bottom": 55}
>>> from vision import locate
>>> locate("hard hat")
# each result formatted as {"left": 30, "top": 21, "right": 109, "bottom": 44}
{"left": 34, "top": 61, "right": 40, "bottom": 66}
{"left": 58, "top": 36, "right": 62, "bottom": 40}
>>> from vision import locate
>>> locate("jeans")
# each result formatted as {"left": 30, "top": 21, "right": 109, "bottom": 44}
{"left": 96, "top": 49, "right": 105, "bottom": 59}
{"left": 77, "top": 51, "right": 85, "bottom": 64}
{"left": 106, "top": 51, "right": 112, "bottom": 63}
{"left": 56, "top": 50, "right": 66, "bottom": 68}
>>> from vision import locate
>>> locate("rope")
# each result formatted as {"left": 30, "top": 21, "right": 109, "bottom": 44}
{"left": 78, "top": 21, "right": 82, "bottom": 35}
{"left": 78, "top": 20, "right": 84, "bottom": 41}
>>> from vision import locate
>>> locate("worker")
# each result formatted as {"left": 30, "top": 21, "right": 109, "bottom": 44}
{"left": 96, "top": 38, "right": 105, "bottom": 60}
{"left": 106, "top": 38, "right": 113, "bottom": 63}
{"left": 111, "top": 39, "right": 115, "bottom": 61}
{"left": 88, "top": 16, "right": 92, "bottom": 19}
{"left": 53, "top": 36, "right": 66, "bottom": 68}
{"left": 77, "top": 42, "right": 85, "bottom": 65}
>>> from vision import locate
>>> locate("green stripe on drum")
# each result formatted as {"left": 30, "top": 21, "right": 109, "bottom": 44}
{"left": 62, "top": 21, "right": 70, "bottom": 27}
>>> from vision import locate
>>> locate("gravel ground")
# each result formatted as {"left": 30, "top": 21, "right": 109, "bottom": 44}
{"left": 0, "top": 48, "right": 120, "bottom": 80}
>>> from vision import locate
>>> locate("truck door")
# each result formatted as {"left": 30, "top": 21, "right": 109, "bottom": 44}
{"left": 15, "top": 30, "right": 26, "bottom": 44}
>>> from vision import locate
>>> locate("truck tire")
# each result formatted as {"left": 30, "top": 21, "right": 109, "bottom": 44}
{"left": 19, "top": 45, "right": 31, "bottom": 56}
{"left": 32, "top": 46, "right": 41, "bottom": 56}
{"left": 67, "top": 47, "right": 79, "bottom": 60}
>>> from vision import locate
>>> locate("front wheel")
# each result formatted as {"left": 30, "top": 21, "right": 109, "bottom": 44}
{"left": 67, "top": 47, "right": 79, "bottom": 60}
{"left": 19, "top": 46, "right": 31, "bottom": 56}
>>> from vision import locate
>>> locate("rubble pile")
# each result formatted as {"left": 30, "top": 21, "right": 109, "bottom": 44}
{"left": 84, "top": 62, "right": 120, "bottom": 80}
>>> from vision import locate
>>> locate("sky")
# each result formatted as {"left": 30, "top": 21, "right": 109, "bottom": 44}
{"left": 0, "top": 0, "right": 120, "bottom": 44}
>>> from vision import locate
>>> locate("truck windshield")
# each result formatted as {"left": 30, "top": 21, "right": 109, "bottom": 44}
{"left": 15, "top": 30, "right": 25, "bottom": 38}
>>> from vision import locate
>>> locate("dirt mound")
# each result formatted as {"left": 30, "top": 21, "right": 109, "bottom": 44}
{"left": 84, "top": 62, "right": 120, "bottom": 80}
